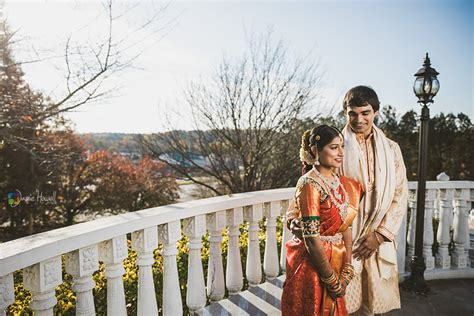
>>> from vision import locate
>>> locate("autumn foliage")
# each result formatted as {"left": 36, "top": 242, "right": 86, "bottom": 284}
{"left": 0, "top": 23, "right": 178, "bottom": 241}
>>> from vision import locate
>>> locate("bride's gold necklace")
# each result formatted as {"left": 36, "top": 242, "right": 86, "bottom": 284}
{"left": 313, "top": 166, "right": 349, "bottom": 220}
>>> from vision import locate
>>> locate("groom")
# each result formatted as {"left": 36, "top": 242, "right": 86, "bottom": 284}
{"left": 288, "top": 86, "right": 408, "bottom": 315}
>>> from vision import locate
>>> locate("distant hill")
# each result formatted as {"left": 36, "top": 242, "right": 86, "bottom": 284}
{"left": 80, "top": 133, "right": 142, "bottom": 154}
{"left": 79, "top": 131, "right": 210, "bottom": 163}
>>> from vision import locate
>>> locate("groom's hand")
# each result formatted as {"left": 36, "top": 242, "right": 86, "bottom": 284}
{"left": 353, "top": 233, "right": 380, "bottom": 260}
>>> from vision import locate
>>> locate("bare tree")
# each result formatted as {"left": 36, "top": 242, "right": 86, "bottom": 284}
{"left": 0, "top": 0, "right": 173, "bottom": 145}
{"left": 139, "top": 33, "right": 323, "bottom": 195}
{"left": 0, "top": 0, "right": 172, "bottom": 235}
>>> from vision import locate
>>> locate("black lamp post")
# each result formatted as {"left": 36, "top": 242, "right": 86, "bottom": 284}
{"left": 406, "top": 53, "right": 440, "bottom": 294}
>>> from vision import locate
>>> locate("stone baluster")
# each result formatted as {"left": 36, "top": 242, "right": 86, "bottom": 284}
{"left": 423, "top": 189, "right": 436, "bottom": 270}
{"left": 23, "top": 256, "right": 62, "bottom": 316}
{"left": 433, "top": 200, "right": 440, "bottom": 220}
{"left": 183, "top": 215, "right": 206, "bottom": 312}
{"left": 206, "top": 211, "right": 226, "bottom": 301}
{"left": 452, "top": 188, "right": 470, "bottom": 268}
{"left": 464, "top": 189, "right": 473, "bottom": 266}
{"left": 98, "top": 236, "right": 128, "bottom": 316}
{"left": 244, "top": 204, "right": 263, "bottom": 287}
{"left": 65, "top": 245, "right": 99, "bottom": 315}
{"left": 226, "top": 207, "right": 244, "bottom": 294}
{"left": 158, "top": 220, "right": 183, "bottom": 315}
{"left": 280, "top": 200, "right": 291, "bottom": 273}
{"left": 131, "top": 227, "right": 159, "bottom": 316}
{"left": 0, "top": 274, "right": 14, "bottom": 316}
{"left": 263, "top": 201, "right": 280, "bottom": 280}
{"left": 406, "top": 190, "right": 417, "bottom": 271}
{"left": 435, "top": 189, "right": 454, "bottom": 269}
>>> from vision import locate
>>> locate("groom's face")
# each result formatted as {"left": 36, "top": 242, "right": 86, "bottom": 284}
{"left": 346, "top": 104, "right": 377, "bottom": 135}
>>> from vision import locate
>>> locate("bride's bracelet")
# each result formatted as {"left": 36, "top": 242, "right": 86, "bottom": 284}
{"left": 320, "top": 271, "right": 338, "bottom": 284}
{"left": 321, "top": 271, "right": 343, "bottom": 295}
{"left": 339, "top": 263, "right": 355, "bottom": 285}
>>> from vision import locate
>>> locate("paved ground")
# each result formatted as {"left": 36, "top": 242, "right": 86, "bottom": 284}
{"left": 200, "top": 276, "right": 474, "bottom": 316}
{"left": 386, "top": 278, "right": 474, "bottom": 316}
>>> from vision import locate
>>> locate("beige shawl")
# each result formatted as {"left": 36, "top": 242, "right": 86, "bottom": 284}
{"left": 341, "top": 124, "right": 398, "bottom": 278}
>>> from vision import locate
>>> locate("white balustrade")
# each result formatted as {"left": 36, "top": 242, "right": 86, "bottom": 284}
{"left": 65, "top": 245, "right": 99, "bottom": 315}
{"left": 183, "top": 215, "right": 207, "bottom": 312}
{"left": 435, "top": 189, "right": 454, "bottom": 269}
{"left": 226, "top": 207, "right": 244, "bottom": 294}
{"left": 131, "top": 227, "right": 159, "bottom": 316}
{"left": 206, "top": 211, "right": 226, "bottom": 301}
{"left": 423, "top": 189, "right": 436, "bottom": 270}
{"left": 158, "top": 220, "right": 183, "bottom": 315}
{"left": 23, "top": 256, "right": 62, "bottom": 316}
{"left": 0, "top": 181, "right": 472, "bottom": 314}
{"left": 245, "top": 204, "right": 263, "bottom": 286}
{"left": 98, "top": 235, "right": 128, "bottom": 316}
{"left": 263, "top": 201, "right": 280, "bottom": 280}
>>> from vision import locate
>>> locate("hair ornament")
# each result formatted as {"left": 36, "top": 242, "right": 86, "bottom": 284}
{"left": 299, "top": 148, "right": 316, "bottom": 165}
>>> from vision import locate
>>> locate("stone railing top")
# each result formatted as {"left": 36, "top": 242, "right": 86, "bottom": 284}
{"left": 0, "top": 187, "right": 294, "bottom": 276}
{"left": 407, "top": 180, "right": 474, "bottom": 190}
{"left": 1, "top": 180, "right": 473, "bottom": 277}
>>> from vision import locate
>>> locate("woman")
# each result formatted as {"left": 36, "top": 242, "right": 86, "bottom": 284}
{"left": 281, "top": 125, "right": 363, "bottom": 316}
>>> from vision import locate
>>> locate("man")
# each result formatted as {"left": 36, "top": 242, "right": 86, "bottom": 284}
{"left": 288, "top": 86, "right": 408, "bottom": 315}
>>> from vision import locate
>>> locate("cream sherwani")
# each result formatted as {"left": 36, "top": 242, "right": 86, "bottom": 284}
{"left": 341, "top": 125, "right": 408, "bottom": 315}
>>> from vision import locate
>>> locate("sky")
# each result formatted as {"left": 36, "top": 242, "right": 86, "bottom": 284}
{"left": 2, "top": 0, "right": 473, "bottom": 133}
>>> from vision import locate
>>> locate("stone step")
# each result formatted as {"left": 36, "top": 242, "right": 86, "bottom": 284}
{"left": 198, "top": 275, "right": 286, "bottom": 315}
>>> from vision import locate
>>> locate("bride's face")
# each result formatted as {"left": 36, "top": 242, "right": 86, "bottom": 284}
{"left": 318, "top": 136, "right": 344, "bottom": 169}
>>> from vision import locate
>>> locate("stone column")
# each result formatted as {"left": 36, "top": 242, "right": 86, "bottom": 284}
{"left": 65, "top": 245, "right": 99, "bottom": 315}
{"left": 245, "top": 204, "right": 263, "bottom": 287}
{"left": 0, "top": 274, "right": 14, "bottom": 316}
{"left": 132, "top": 227, "right": 158, "bottom": 316}
{"left": 98, "top": 235, "right": 128, "bottom": 316}
{"left": 423, "top": 189, "right": 436, "bottom": 270}
{"left": 158, "top": 220, "right": 183, "bottom": 316}
{"left": 452, "top": 188, "right": 469, "bottom": 268}
{"left": 226, "top": 207, "right": 244, "bottom": 294}
{"left": 183, "top": 215, "right": 206, "bottom": 312}
{"left": 23, "top": 256, "right": 62, "bottom": 316}
{"left": 406, "top": 190, "right": 417, "bottom": 271}
{"left": 435, "top": 189, "right": 454, "bottom": 269}
{"left": 280, "top": 200, "right": 291, "bottom": 273}
{"left": 263, "top": 201, "right": 280, "bottom": 280}
{"left": 206, "top": 211, "right": 226, "bottom": 301}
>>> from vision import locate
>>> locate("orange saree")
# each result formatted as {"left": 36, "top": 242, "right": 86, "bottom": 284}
{"left": 281, "top": 175, "right": 362, "bottom": 316}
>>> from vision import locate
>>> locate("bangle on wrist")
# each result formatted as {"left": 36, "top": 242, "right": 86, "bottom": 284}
{"left": 374, "top": 231, "right": 383, "bottom": 245}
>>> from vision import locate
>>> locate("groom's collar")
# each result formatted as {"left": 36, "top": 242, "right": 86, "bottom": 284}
{"left": 348, "top": 125, "right": 374, "bottom": 142}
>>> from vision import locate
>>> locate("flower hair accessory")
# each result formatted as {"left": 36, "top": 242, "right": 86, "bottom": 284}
{"left": 300, "top": 129, "right": 320, "bottom": 166}
{"left": 299, "top": 147, "right": 317, "bottom": 165}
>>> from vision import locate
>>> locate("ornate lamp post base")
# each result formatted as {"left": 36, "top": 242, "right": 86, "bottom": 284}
{"left": 402, "top": 255, "right": 429, "bottom": 295}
